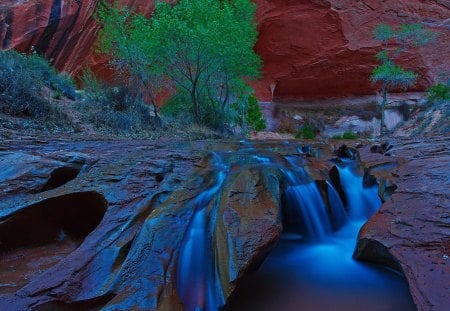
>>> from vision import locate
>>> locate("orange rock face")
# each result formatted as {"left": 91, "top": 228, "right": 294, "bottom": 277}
{"left": 1, "top": 0, "right": 449, "bottom": 102}
{"left": 252, "top": 0, "right": 450, "bottom": 101}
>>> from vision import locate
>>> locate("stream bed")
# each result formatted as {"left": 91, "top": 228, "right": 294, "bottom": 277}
{"left": 225, "top": 160, "right": 416, "bottom": 311}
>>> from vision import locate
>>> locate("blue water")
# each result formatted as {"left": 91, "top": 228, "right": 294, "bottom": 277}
{"left": 176, "top": 156, "right": 227, "bottom": 311}
{"left": 282, "top": 183, "right": 332, "bottom": 241}
{"left": 326, "top": 180, "right": 347, "bottom": 230}
{"left": 226, "top": 160, "right": 416, "bottom": 311}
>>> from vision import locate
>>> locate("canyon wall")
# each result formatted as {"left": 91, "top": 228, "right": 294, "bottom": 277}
{"left": 1, "top": 0, "right": 449, "bottom": 102}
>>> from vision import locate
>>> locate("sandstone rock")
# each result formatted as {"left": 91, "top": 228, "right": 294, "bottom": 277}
{"left": 0, "top": 138, "right": 448, "bottom": 311}
{"left": 251, "top": 0, "right": 450, "bottom": 101}
{"left": 213, "top": 165, "right": 283, "bottom": 299}
{"left": 356, "top": 137, "right": 450, "bottom": 311}
{"left": 1, "top": 0, "right": 448, "bottom": 102}
{"left": 0, "top": 139, "right": 202, "bottom": 310}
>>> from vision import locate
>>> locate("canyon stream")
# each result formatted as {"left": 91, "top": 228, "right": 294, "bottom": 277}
{"left": 176, "top": 144, "right": 416, "bottom": 311}
{"left": 1, "top": 140, "right": 432, "bottom": 311}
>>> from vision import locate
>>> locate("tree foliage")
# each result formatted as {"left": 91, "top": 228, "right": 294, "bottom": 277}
{"left": 95, "top": 3, "right": 162, "bottom": 125}
{"left": 371, "top": 62, "right": 417, "bottom": 89}
{"left": 95, "top": 0, "right": 262, "bottom": 131}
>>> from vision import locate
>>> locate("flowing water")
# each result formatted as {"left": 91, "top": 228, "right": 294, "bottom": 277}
{"left": 177, "top": 155, "right": 228, "bottom": 311}
{"left": 226, "top": 159, "right": 416, "bottom": 311}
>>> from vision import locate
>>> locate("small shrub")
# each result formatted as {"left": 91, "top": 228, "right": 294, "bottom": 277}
{"left": 23, "top": 53, "right": 76, "bottom": 100}
{"left": 51, "top": 72, "right": 77, "bottom": 100}
{"left": 295, "top": 124, "right": 315, "bottom": 139}
{"left": 79, "top": 73, "right": 157, "bottom": 133}
{"left": 231, "top": 95, "right": 267, "bottom": 135}
{"left": 342, "top": 131, "right": 358, "bottom": 139}
{"left": 427, "top": 83, "right": 450, "bottom": 103}
{"left": 161, "top": 92, "right": 229, "bottom": 130}
{"left": 54, "top": 89, "right": 63, "bottom": 100}
{"left": 246, "top": 96, "right": 266, "bottom": 132}
{"left": 332, "top": 131, "right": 358, "bottom": 140}
{"left": 0, "top": 50, "right": 72, "bottom": 125}
{"left": 331, "top": 134, "right": 342, "bottom": 139}
{"left": 160, "top": 93, "right": 192, "bottom": 120}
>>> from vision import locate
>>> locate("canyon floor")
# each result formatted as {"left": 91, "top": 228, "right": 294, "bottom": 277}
{"left": 0, "top": 133, "right": 448, "bottom": 311}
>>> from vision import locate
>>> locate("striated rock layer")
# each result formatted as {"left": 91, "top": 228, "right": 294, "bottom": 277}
{"left": 1, "top": 0, "right": 449, "bottom": 102}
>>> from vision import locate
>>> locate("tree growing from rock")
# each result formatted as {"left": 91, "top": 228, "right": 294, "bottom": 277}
{"left": 96, "top": 0, "right": 262, "bottom": 130}
{"left": 371, "top": 23, "right": 436, "bottom": 136}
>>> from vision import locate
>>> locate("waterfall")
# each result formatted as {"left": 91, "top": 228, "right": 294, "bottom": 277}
{"left": 227, "top": 158, "right": 415, "bottom": 311}
{"left": 326, "top": 181, "right": 347, "bottom": 230}
{"left": 177, "top": 155, "right": 227, "bottom": 311}
{"left": 283, "top": 183, "right": 333, "bottom": 241}
{"left": 282, "top": 167, "right": 332, "bottom": 241}
{"left": 336, "top": 161, "right": 381, "bottom": 220}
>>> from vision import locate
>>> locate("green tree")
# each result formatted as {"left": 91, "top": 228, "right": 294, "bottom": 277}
{"left": 371, "top": 23, "right": 436, "bottom": 135}
{"left": 95, "top": 3, "right": 162, "bottom": 126}
{"left": 232, "top": 95, "right": 266, "bottom": 133}
{"left": 96, "top": 0, "right": 261, "bottom": 129}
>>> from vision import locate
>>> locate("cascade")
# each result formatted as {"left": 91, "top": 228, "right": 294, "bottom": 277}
{"left": 176, "top": 155, "right": 227, "bottom": 311}
{"left": 326, "top": 180, "right": 347, "bottom": 230}
{"left": 282, "top": 182, "right": 332, "bottom": 241}
{"left": 336, "top": 160, "right": 381, "bottom": 220}
{"left": 227, "top": 159, "right": 415, "bottom": 311}
{"left": 282, "top": 160, "right": 333, "bottom": 241}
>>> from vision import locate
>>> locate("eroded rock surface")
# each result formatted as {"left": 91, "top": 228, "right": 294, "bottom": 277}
{"left": 0, "top": 139, "right": 203, "bottom": 310}
{"left": 0, "top": 137, "right": 448, "bottom": 310}
{"left": 356, "top": 137, "right": 450, "bottom": 311}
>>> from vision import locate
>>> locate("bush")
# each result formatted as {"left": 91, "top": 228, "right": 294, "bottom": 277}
{"left": 427, "top": 83, "right": 450, "bottom": 103}
{"left": 51, "top": 72, "right": 77, "bottom": 100}
{"left": 79, "top": 73, "right": 157, "bottom": 133}
{"left": 295, "top": 124, "right": 315, "bottom": 139}
{"left": 231, "top": 95, "right": 267, "bottom": 135}
{"left": 332, "top": 131, "right": 358, "bottom": 140}
{"left": 342, "top": 131, "right": 358, "bottom": 139}
{"left": 0, "top": 49, "right": 73, "bottom": 124}
{"left": 246, "top": 96, "right": 266, "bottom": 132}
{"left": 161, "top": 91, "right": 234, "bottom": 131}
{"left": 16, "top": 52, "right": 76, "bottom": 100}
{"left": 160, "top": 93, "right": 192, "bottom": 120}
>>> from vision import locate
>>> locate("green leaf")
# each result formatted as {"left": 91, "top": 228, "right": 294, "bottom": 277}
{"left": 371, "top": 62, "right": 417, "bottom": 89}
{"left": 396, "top": 23, "right": 438, "bottom": 47}
{"left": 374, "top": 24, "right": 394, "bottom": 42}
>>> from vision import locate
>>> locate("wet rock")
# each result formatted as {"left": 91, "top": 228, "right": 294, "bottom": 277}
{"left": 0, "top": 137, "right": 448, "bottom": 311}
{"left": 39, "top": 166, "right": 81, "bottom": 192}
{"left": 214, "top": 166, "right": 283, "bottom": 300}
{"left": 356, "top": 137, "right": 450, "bottom": 311}
{"left": 0, "top": 140, "right": 202, "bottom": 310}
{"left": 370, "top": 142, "right": 394, "bottom": 155}
{"left": 334, "top": 144, "right": 360, "bottom": 160}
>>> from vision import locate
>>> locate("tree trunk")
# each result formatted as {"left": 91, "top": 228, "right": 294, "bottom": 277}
{"left": 380, "top": 83, "right": 387, "bottom": 136}
{"left": 191, "top": 88, "right": 201, "bottom": 124}
{"left": 152, "top": 103, "right": 161, "bottom": 128}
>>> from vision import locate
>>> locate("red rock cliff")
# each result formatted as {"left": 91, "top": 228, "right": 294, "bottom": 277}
{"left": 1, "top": 0, "right": 449, "bottom": 102}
